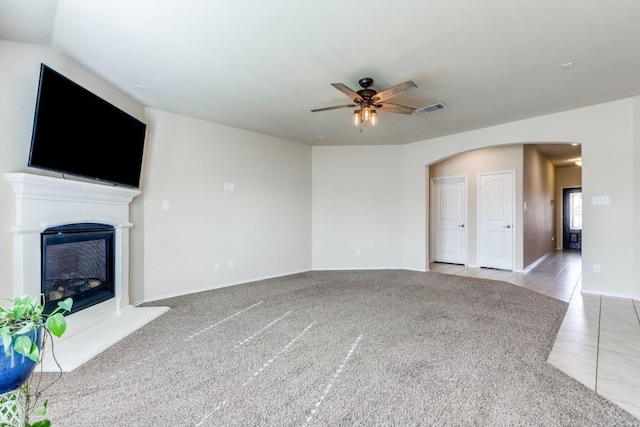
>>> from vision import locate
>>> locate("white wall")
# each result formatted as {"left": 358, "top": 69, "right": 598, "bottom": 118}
{"left": 312, "top": 145, "right": 403, "bottom": 269}
{"left": 141, "top": 109, "right": 311, "bottom": 301}
{"left": 401, "top": 98, "right": 637, "bottom": 298}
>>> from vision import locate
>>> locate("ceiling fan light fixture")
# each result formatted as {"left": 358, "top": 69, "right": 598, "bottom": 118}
{"left": 353, "top": 110, "right": 362, "bottom": 126}
{"left": 370, "top": 110, "right": 378, "bottom": 126}
{"left": 362, "top": 106, "right": 371, "bottom": 122}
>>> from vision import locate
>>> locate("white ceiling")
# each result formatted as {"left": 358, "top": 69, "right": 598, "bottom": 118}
{"left": 2, "top": 1, "right": 639, "bottom": 154}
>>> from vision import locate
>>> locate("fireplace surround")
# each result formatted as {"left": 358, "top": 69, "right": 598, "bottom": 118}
{"left": 5, "top": 172, "right": 168, "bottom": 371}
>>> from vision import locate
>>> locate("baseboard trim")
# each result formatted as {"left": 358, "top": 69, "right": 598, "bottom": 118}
{"left": 311, "top": 267, "right": 405, "bottom": 271}
{"left": 140, "top": 269, "right": 311, "bottom": 304}
{"left": 580, "top": 289, "right": 638, "bottom": 300}
{"left": 524, "top": 251, "right": 553, "bottom": 274}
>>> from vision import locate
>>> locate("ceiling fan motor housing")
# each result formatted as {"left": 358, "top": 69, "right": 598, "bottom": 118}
{"left": 357, "top": 78, "right": 378, "bottom": 104}
{"left": 357, "top": 90, "right": 378, "bottom": 104}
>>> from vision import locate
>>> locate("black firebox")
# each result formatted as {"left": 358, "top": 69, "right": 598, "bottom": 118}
{"left": 41, "top": 223, "right": 115, "bottom": 315}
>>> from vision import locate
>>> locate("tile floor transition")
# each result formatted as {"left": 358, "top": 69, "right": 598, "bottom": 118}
{"left": 429, "top": 250, "right": 640, "bottom": 420}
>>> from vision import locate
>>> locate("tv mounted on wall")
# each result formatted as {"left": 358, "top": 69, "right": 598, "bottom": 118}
{"left": 28, "top": 63, "right": 147, "bottom": 188}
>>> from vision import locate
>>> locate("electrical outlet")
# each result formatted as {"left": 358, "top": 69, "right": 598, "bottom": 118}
{"left": 214, "top": 263, "right": 220, "bottom": 271}
{"left": 593, "top": 264, "right": 601, "bottom": 273}
{"left": 355, "top": 249, "right": 361, "bottom": 256}
{"left": 228, "top": 260, "right": 234, "bottom": 269}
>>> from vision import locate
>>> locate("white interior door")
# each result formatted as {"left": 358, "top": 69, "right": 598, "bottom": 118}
{"left": 478, "top": 171, "right": 514, "bottom": 270}
{"left": 433, "top": 177, "right": 466, "bottom": 264}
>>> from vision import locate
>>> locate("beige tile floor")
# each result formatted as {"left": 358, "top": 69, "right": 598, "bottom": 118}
{"left": 429, "top": 250, "right": 640, "bottom": 420}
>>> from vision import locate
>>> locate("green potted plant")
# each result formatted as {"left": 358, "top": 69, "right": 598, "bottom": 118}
{"left": 0, "top": 295, "right": 72, "bottom": 427}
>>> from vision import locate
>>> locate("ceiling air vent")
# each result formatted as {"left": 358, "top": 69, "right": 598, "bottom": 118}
{"left": 415, "top": 103, "right": 447, "bottom": 115}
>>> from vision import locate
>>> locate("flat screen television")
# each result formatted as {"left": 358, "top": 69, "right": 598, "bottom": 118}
{"left": 28, "top": 63, "right": 147, "bottom": 188}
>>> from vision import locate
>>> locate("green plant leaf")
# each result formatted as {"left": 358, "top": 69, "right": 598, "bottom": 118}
{"left": 27, "top": 342, "right": 40, "bottom": 363}
{"left": 12, "top": 304, "right": 28, "bottom": 321}
{"left": 58, "top": 297, "right": 73, "bottom": 312}
{"left": 35, "top": 400, "right": 48, "bottom": 416}
{"left": 1, "top": 330, "right": 12, "bottom": 354}
{"left": 27, "top": 421, "right": 51, "bottom": 427}
{"left": 14, "top": 295, "right": 31, "bottom": 306}
{"left": 45, "top": 313, "right": 67, "bottom": 337}
{"left": 13, "top": 323, "right": 36, "bottom": 336}
{"left": 12, "top": 337, "right": 40, "bottom": 362}
{"left": 13, "top": 335, "right": 34, "bottom": 358}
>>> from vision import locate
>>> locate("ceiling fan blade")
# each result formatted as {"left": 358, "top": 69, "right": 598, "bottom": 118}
{"left": 377, "top": 102, "right": 416, "bottom": 115}
{"left": 331, "top": 83, "right": 363, "bottom": 102}
{"left": 373, "top": 81, "right": 417, "bottom": 102}
{"left": 311, "top": 104, "right": 357, "bottom": 112}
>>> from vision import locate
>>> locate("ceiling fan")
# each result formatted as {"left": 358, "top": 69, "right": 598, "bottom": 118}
{"left": 311, "top": 77, "right": 417, "bottom": 126}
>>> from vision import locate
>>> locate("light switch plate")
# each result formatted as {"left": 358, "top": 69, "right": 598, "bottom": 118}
{"left": 593, "top": 196, "right": 609, "bottom": 205}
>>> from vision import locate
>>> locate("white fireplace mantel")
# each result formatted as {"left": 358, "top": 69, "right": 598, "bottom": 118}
{"left": 5, "top": 172, "right": 168, "bottom": 371}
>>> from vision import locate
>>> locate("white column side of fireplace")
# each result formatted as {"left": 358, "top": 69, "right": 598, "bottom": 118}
{"left": 5, "top": 173, "right": 169, "bottom": 371}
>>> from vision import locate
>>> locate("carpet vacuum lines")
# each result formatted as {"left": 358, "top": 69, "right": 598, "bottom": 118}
{"left": 240, "top": 322, "right": 316, "bottom": 388}
{"left": 303, "top": 334, "right": 363, "bottom": 427}
{"left": 195, "top": 322, "right": 317, "bottom": 426}
{"left": 230, "top": 310, "right": 292, "bottom": 351}
{"left": 109, "top": 300, "right": 264, "bottom": 380}
{"left": 188, "top": 300, "right": 265, "bottom": 339}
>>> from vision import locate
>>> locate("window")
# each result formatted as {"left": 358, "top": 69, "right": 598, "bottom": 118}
{"left": 569, "top": 192, "right": 582, "bottom": 230}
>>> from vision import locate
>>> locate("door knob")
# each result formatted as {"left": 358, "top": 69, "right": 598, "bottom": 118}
{"left": 458, "top": 224, "right": 465, "bottom": 228}
{"left": 503, "top": 225, "right": 511, "bottom": 229}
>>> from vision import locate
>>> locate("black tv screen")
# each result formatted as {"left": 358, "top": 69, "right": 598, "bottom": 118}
{"left": 28, "top": 63, "right": 147, "bottom": 188}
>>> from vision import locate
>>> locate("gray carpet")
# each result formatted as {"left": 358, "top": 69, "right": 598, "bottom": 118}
{"left": 37, "top": 270, "right": 639, "bottom": 426}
